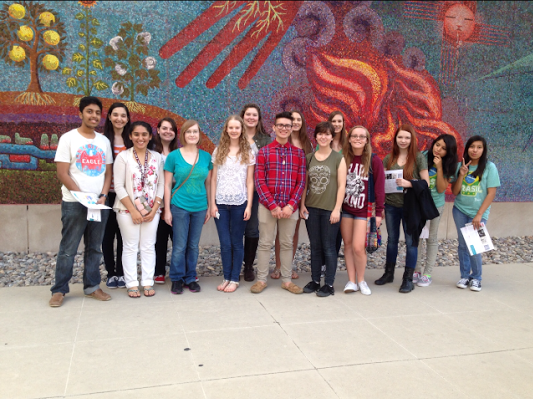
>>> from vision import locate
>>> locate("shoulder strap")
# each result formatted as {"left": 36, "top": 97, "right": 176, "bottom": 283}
{"left": 171, "top": 150, "right": 199, "bottom": 201}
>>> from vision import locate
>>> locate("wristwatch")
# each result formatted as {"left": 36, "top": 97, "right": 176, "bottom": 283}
{"left": 99, "top": 193, "right": 108, "bottom": 199}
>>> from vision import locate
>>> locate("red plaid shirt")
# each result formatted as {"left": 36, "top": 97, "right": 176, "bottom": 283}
{"left": 254, "top": 140, "right": 306, "bottom": 211}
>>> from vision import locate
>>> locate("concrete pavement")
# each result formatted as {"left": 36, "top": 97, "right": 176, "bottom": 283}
{"left": 1, "top": 263, "right": 533, "bottom": 399}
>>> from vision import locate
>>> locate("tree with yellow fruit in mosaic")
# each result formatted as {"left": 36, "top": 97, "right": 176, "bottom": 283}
{"left": 0, "top": 1, "right": 66, "bottom": 105}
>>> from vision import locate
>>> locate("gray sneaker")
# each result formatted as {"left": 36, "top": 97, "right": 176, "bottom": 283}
{"left": 417, "top": 275, "right": 432, "bottom": 287}
{"left": 456, "top": 278, "right": 470, "bottom": 289}
{"left": 469, "top": 279, "right": 482, "bottom": 292}
{"left": 413, "top": 272, "right": 421, "bottom": 284}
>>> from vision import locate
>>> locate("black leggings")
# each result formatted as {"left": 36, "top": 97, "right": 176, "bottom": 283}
{"left": 155, "top": 215, "right": 173, "bottom": 276}
{"left": 102, "top": 192, "right": 123, "bottom": 277}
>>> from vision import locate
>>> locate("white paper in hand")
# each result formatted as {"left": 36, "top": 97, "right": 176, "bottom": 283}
{"left": 87, "top": 208, "right": 101, "bottom": 222}
{"left": 460, "top": 222, "right": 494, "bottom": 256}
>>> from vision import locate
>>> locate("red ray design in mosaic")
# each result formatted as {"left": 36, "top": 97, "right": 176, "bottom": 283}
{"left": 159, "top": 1, "right": 301, "bottom": 89}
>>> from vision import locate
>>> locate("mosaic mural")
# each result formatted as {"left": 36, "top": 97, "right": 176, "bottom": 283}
{"left": 0, "top": 1, "right": 532, "bottom": 204}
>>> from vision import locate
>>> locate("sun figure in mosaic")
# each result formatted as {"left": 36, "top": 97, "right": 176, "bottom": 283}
{"left": 403, "top": 1, "right": 510, "bottom": 87}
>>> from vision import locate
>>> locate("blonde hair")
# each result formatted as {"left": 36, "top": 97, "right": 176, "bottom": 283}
{"left": 343, "top": 125, "right": 372, "bottom": 177}
{"left": 214, "top": 115, "right": 251, "bottom": 165}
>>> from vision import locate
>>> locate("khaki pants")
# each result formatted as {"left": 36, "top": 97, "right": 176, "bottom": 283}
{"left": 256, "top": 204, "right": 299, "bottom": 284}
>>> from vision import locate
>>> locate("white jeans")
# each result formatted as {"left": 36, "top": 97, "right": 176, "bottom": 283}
{"left": 116, "top": 212, "right": 160, "bottom": 288}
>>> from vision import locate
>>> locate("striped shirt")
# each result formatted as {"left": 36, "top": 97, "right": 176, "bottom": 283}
{"left": 254, "top": 140, "right": 306, "bottom": 211}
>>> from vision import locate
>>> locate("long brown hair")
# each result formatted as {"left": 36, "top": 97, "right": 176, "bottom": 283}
{"left": 386, "top": 123, "right": 419, "bottom": 179}
{"left": 239, "top": 103, "right": 268, "bottom": 137}
{"left": 328, "top": 111, "right": 347, "bottom": 149}
{"left": 153, "top": 117, "right": 178, "bottom": 154}
{"left": 214, "top": 115, "right": 251, "bottom": 165}
{"left": 344, "top": 126, "right": 373, "bottom": 177}
{"left": 288, "top": 110, "right": 313, "bottom": 155}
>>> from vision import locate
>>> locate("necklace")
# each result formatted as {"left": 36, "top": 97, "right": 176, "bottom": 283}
{"left": 133, "top": 149, "right": 149, "bottom": 189}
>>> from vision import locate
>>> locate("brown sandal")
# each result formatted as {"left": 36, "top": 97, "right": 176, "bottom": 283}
{"left": 270, "top": 269, "right": 281, "bottom": 279}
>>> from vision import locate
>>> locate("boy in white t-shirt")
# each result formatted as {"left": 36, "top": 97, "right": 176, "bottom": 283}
{"left": 49, "top": 97, "right": 113, "bottom": 307}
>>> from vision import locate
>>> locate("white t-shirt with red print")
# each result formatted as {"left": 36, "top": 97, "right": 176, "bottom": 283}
{"left": 54, "top": 129, "right": 113, "bottom": 202}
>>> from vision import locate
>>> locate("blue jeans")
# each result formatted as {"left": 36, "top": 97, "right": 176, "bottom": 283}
{"left": 453, "top": 206, "right": 486, "bottom": 281}
{"left": 169, "top": 205, "right": 206, "bottom": 284}
{"left": 214, "top": 202, "right": 248, "bottom": 282}
{"left": 244, "top": 191, "right": 259, "bottom": 238}
{"left": 305, "top": 207, "right": 340, "bottom": 286}
{"left": 51, "top": 201, "right": 109, "bottom": 295}
{"left": 385, "top": 204, "right": 417, "bottom": 269}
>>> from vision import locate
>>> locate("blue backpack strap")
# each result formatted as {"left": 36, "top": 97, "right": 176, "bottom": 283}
{"left": 368, "top": 153, "right": 375, "bottom": 203}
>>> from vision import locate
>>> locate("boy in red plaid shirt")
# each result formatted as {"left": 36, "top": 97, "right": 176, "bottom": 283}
{"left": 251, "top": 112, "right": 306, "bottom": 294}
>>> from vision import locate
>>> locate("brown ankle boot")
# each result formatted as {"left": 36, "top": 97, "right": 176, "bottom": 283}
{"left": 243, "top": 237, "right": 259, "bottom": 282}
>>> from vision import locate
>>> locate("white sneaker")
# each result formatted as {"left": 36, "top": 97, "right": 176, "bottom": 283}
{"left": 413, "top": 272, "right": 421, "bottom": 284}
{"left": 344, "top": 281, "right": 359, "bottom": 293}
{"left": 358, "top": 281, "right": 371, "bottom": 295}
{"left": 456, "top": 278, "right": 470, "bottom": 289}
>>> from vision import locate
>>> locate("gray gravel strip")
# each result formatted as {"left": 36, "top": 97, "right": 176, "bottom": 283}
{"left": 1, "top": 236, "right": 532, "bottom": 288}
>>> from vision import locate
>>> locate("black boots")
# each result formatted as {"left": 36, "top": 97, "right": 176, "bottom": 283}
{"left": 243, "top": 237, "right": 259, "bottom": 282}
{"left": 374, "top": 262, "right": 395, "bottom": 285}
{"left": 399, "top": 268, "right": 415, "bottom": 293}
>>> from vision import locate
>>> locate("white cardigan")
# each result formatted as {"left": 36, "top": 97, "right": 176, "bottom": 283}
{"left": 112, "top": 148, "right": 165, "bottom": 212}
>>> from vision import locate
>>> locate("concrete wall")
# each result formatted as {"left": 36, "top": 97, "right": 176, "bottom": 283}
{"left": 1, "top": 202, "right": 531, "bottom": 253}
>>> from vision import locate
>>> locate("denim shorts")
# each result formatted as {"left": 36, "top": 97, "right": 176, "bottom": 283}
{"left": 342, "top": 212, "right": 366, "bottom": 221}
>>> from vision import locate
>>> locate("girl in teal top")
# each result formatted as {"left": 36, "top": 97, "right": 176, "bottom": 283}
{"left": 163, "top": 119, "right": 213, "bottom": 295}
{"left": 452, "top": 135, "right": 500, "bottom": 292}
{"left": 414, "top": 134, "right": 457, "bottom": 287}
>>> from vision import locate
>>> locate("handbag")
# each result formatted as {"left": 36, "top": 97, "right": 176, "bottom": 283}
{"left": 170, "top": 150, "right": 199, "bottom": 201}
{"left": 134, "top": 196, "right": 152, "bottom": 216}
{"left": 366, "top": 154, "right": 382, "bottom": 254}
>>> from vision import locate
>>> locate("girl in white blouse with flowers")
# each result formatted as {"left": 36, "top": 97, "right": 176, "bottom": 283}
{"left": 113, "top": 121, "right": 164, "bottom": 298}
{"left": 210, "top": 115, "right": 255, "bottom": 292}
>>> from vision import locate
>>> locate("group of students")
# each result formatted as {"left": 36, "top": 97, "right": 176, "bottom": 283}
{"left": 48, "top": 96, "right": 500, "bottom": 307}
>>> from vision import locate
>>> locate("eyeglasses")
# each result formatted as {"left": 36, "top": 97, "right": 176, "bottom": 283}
{"left": 275, "top": 124, "right": 293, "bottom": 130}
{"left": 350, "top": 135, "right": 367, "bottom": 140}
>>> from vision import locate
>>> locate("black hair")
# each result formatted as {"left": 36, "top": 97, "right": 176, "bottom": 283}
{"left": 130, "top": 121, "right": 154, "bottom": 148}
{"left": 103, "top": 102, "right": 132, "bottom": 157}
{"left": 79, "top": 96, "right": 103, "bottom": 112}
{"left": 275, "top": 111, "right": 293, "bottom": 123}
{"left": 463, "top": 135, "right": 488, "bottom": 181}
{"left": 313, "top": 121, "right": 335, "bottom": 140}
{"left": 427, "top": 134, "right": 458, "bottom": 179}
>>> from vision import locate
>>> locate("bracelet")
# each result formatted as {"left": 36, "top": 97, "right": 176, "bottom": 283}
{"left": 288, "top": 204, "right": 294, "bottom": 211}
{"left": 98, "top": 193, "right": 108, "bottom": 199}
